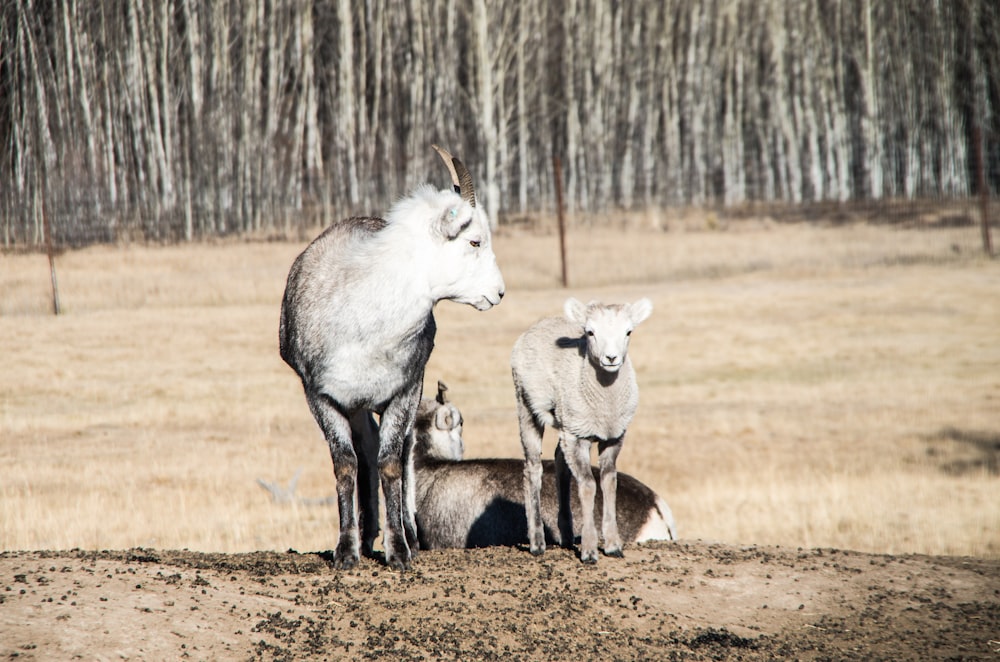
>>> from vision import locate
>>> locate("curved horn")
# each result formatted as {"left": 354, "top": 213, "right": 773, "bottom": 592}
{"left": 432, "top": 144, "right": 476, "bottom": 208}
{"left": 435, "top": 380, "right": 449, "bottom": 405}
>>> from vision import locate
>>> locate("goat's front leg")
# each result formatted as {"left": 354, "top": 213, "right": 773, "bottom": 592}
{"left": 307, "top": 391, "right": 360, "bottom": 570}
{"left": 598, "top": 436, "right": 624, "bottom": 557}
{"left": 560, "top": 433, "right": 598, "bottom": 564}
{"left": 401, "top": 426, "right": 419, "bottom": 553}
{"left": 515, "top": 385, "right": 546, "bottom": 556}
{"left": 378, "top": 381, "right": 422, "bottom": 570}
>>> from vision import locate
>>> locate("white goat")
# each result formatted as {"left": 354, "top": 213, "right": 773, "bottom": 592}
{"left": 279, "top": 146, "right": 505, "bottom": 570}
{"left": 412, "top": 382, "right": 676, "bottom": 549}
{"left": 511, "top": 298, "right": 652, "bottom": 563}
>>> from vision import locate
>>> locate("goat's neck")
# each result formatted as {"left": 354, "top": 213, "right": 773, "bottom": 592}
{"left": 359, "top": 225, "right": 436, "bottom": 325}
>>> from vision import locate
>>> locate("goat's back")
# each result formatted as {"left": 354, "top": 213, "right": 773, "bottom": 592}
{"left": 279, "top": 216, "right": 387, "bottom": 370}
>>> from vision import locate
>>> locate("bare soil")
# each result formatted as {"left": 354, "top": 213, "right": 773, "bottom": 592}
{"left": 2, "top": 541, "right": 998, "bottom": 661}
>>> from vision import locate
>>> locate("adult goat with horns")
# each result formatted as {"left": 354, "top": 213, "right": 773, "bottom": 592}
{"left": 279, "top": 145, "right": 505, "bottom": 570}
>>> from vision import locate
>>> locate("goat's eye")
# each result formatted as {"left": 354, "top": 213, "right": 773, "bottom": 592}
{"left": 586, "top": 329, "right": 594, "bottom": 337}
{"left": 469, "top": 239, "right": 481, "bottom": 248}
{"left": 626, "top": 329, "right": 632, "bottom": 336}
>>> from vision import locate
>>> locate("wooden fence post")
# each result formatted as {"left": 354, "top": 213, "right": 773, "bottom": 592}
{"left": 553, "top": 155, "right": 568, "bottom": 287}
{"left": 973, "top": 125, "right": 993, "bottom": 258}
{"left": 41, "top": 185, "right": 61, "bottom": 315}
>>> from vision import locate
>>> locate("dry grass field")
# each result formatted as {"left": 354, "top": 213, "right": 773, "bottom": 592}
{"left": 1, "top": 216, "right": 998, "bottom": 560}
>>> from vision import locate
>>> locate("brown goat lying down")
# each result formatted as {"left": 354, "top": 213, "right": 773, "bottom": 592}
{"left": 412, "top": 383, "right": 676, "bottom": 551}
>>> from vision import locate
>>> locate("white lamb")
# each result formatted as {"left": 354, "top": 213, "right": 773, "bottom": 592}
{"left": 511, "top": 297, "right": 652, "bottom": 563}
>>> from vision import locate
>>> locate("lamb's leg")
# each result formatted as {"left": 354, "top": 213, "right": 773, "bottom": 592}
{"left": 554, "top": 441, "right": 575, "bottom": 548}
{"left": 515, "top": 385, "right": 546, "bottom": 555}
{"left": 598, "top": 437, "right": 624, "bottom": 557}
{"left": 306, "top": 390, "right": 360, "bottom": 570}
{"left": 350, "top": 411, "right": 381, "bottom": 558}
{"left": 377, "top": 380, "right": 422, "bottom": 571}
{"left": 560, "top": 433, "right": 598, "bottom": 564}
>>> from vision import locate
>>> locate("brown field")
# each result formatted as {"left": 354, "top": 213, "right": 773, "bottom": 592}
{"left": 2, "top": 217, "right": 1000, "bottom": 660}
{"left": 1, "top": 218, "right": 998, "bottom": 558}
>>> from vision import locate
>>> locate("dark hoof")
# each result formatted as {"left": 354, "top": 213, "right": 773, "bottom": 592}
{"left": 385, "top": 535, "right": 412, "bottom": 570}
{"left": 333, "top": 553, "right": 359, "bottom": 570}
{"left": 386, "top": 555, "right": 412, "bottom": 572}
{"left": 604, "top": 548, "right": 624, "bottom": 558}
{"left": 580, "top": 553, "right": 598, "bottom": 565}
{"left": 529, "top": 546, "right": 546, "bottom": 557}
{"left": 334, "top": 538, "right": 360, "bottom": 570}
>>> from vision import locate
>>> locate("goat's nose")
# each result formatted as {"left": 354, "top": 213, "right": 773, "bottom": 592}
{"left": 606, "top": 355, "right": 617, "bottom": 363}
{"left": 498, "top": 289, "right": 505, "bottom": 300}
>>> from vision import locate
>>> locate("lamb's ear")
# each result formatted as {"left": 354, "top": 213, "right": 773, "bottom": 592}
{"left": 564, "top": 298, "right": 587, "bottom": 325}
{"left": 628, "top": 298, "right": 653, "bottom": 326}
{"left": 437, "top": 205, "right": 472, "bottom": 240}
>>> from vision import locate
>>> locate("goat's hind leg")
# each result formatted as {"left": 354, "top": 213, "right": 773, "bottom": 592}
{"left": 377, "top": 381, "right": 422, "bottom": 571}
{"left": 307, "top": 391, "right": 361, "bottom": 570}
{"left": 350, "top": 411, "right": 381, "bottom": 558}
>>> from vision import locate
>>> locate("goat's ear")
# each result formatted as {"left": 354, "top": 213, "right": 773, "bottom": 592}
{"left": 434, "top": 406, "right": 453, "bottom": 431}
{"left": 628, "top": 298, "right": 653, "bottom": 326}
{"left": 564, "top": 298, "right": 587, "bottom": 325}
{"left": 436, "top": 206, "right": 472, "bottom": 240}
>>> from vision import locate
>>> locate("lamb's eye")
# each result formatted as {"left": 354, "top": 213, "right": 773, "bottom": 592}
{"left": 469, "top": 239, "right": 481, "bottom": 248}
{"left": 626, "top": 329, "right": 632, "bottom": 336}
{"left": 586, "top": 329, "right": 594, "bottom": 337}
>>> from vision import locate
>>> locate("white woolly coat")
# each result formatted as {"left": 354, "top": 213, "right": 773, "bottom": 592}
{"left": 511, "top": 315, "right": 638, "bottom": 442}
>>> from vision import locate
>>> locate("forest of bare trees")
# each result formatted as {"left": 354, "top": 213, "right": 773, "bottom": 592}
{"left": 1, "top": 0, "right": 998, "bottom": 246}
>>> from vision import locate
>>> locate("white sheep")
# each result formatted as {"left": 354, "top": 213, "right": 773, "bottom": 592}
{"left": 412, "top": 382, "right": 676, "bottom": 549}
{"left": 279, "top": 146, "right": 505, "bottom": 570}
{"left": 511, "top": 297, "right": 652, "bottom": 563}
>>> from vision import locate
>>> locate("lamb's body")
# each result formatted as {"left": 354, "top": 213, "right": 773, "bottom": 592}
{"left": 279, "top": 147, "right": 504, "bottom": 570}
{"left": 511, "top": 315, "right": 638, "bottom": 441}
{"left": 511, "top": 298, "right": 652, "bottom": 563}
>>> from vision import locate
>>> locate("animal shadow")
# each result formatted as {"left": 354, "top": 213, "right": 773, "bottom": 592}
{"left": 926, "top": 427, "right": 1000, "bottom": 476}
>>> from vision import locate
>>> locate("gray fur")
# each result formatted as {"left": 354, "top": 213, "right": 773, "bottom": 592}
{"left": 510, "top": 298, "right": 652, "bottom": 563}
{"left": 278, "top": 147, "right": 504, "bottom": 571}
{"left": 412, "top": 383, "right": 676, "bottom": 549}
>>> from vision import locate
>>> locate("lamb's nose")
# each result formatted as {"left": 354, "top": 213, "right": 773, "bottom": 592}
{"left": 498, "top": 289, "right": 505, "bottom": 300}
{"left": 606, "top": 355, "right": 617, "bottom": 364}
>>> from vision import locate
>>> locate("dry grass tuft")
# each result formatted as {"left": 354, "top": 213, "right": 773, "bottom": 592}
{"left": 2, "top": 219, "right": 998, "bottom": 558}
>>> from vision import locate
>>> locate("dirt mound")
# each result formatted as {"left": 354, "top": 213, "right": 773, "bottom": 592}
{"left": 2, "top": 541, "right": 997, "bottom": 660}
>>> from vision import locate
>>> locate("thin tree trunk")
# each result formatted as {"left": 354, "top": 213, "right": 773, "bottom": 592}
{"left": 515, "top": 0, "right": 529, "bottom": 214}
{"left": 336, "top": 0, "right": 359, "bottom": 207}
{"left": 859, "top": 0, "right": 882, "bottom": 198}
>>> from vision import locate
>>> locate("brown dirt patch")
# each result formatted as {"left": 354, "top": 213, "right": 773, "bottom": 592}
{"left": 2, "top": 542, "right": 997, "bottom": 660}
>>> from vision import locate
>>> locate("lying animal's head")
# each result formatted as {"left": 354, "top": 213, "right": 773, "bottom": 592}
{"left": 564, "top": 298, "right": 653, "bottom": 373}
{"left": 414, "top": 381, "right": 464, "bottom": 461}
{"left": 395, "top": 145, "right": 505, "bottom": 312}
